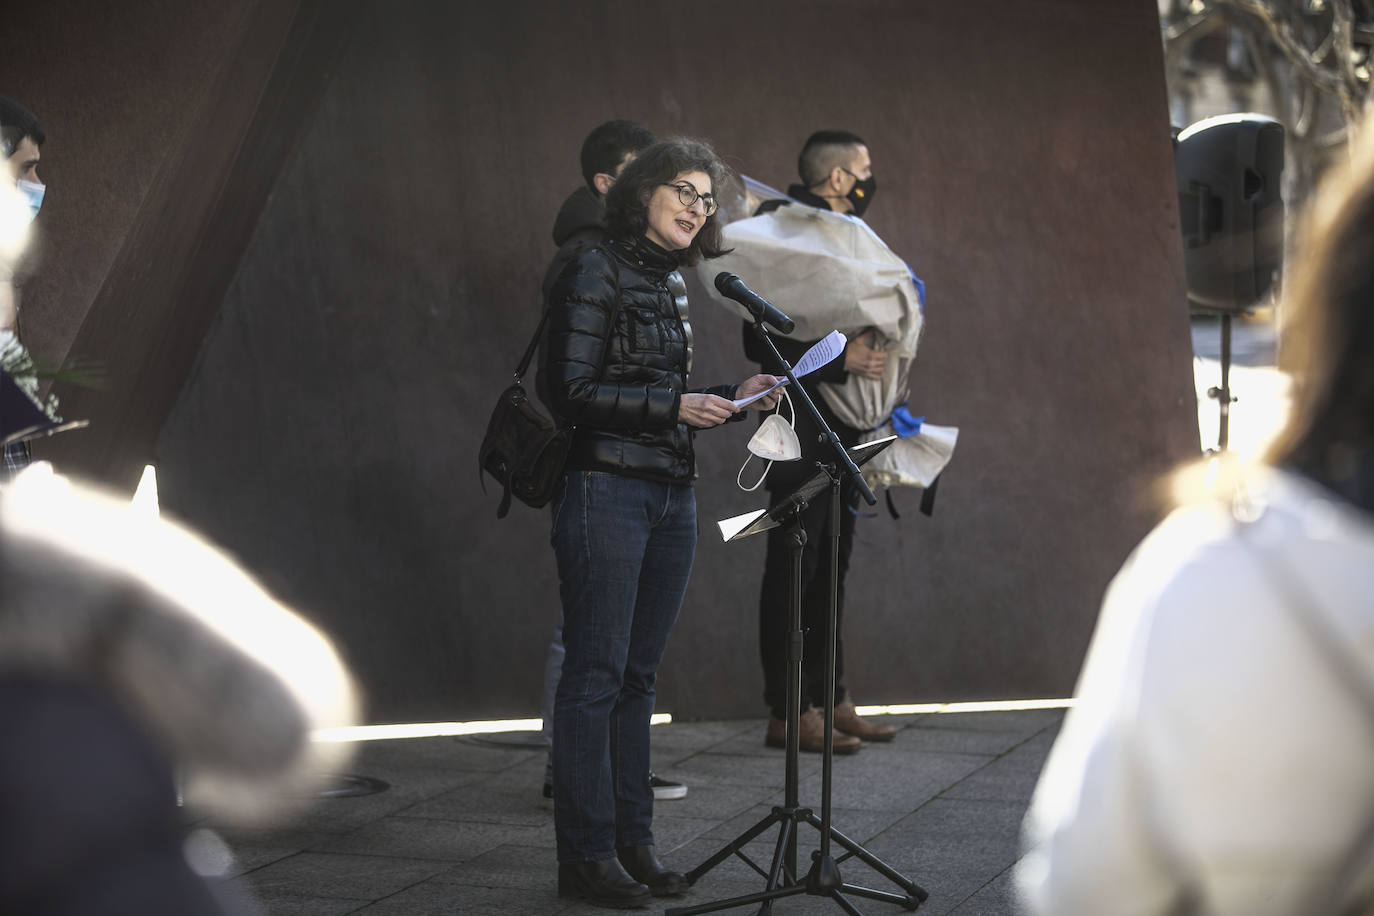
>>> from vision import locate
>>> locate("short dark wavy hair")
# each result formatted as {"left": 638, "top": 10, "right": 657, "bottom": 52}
{"left": 604, "top": 137, "right": 731, "bottom": 266}
{"left": 0, "top": 96, "right": 45, "bottom": 159}
{"left": 798, "top": 129, "right": 866, "bottom": 186}
{"left": 580, "top": 120, "right": 656, "bottom": 191}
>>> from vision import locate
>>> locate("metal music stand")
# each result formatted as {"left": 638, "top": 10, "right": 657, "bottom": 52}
{"left": 667, "top": 321, "right": 927, "bottom": 916}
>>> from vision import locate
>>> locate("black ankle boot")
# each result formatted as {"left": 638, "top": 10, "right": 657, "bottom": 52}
{"left": 557, "top": 858, "right": 651, "bottom": 909}
{"left": 617, "top": 844, "right": 689, "bottom": 897}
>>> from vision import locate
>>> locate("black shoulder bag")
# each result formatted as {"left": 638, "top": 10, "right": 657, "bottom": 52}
{"left": 478, "top": 257, "right": 621, "bottom": 518}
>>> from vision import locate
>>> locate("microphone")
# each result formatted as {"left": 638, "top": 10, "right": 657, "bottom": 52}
{"left": 714, "top": 272, "right": 796, "bottom": 335}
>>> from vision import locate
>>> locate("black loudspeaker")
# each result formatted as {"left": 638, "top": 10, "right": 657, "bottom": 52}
{"left": 1175, "top": 113, "right": 1285, "bottom": 314}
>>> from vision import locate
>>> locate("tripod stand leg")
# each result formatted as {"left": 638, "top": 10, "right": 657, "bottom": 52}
{"left": 663, "top": 877, "right": 808, "bottom": 916}
{"left": 835, "top": 884, "right": 922, "bottom": 911}
{"left": 804, "top": 810, "right": 928, "bottom": 902}
{"left": 665, "top": 813, "right": 804, "bottom": 916}
{"left": 684, "top": 809, "right": 786, "bottom": 885}
{"left": 766, "top": 812, "right": 799, "bottom": 887}
{"left": 826, "top": 890, "right": 865, "bottom": 916}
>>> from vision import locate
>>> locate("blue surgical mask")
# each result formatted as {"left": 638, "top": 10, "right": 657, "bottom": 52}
{"left": 16, "top": 179, "right": 44, "bottom": 221}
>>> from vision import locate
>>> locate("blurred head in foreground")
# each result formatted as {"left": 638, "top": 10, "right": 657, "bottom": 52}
{"left": 0, "top": 465, "right": 358, "bottom": 913}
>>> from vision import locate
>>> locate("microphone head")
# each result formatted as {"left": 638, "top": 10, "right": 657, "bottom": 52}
{"left": 714, "top": 272, "right": 739, "bottom": 295}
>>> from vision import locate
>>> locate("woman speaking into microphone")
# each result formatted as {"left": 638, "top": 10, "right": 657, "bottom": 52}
{"left": 540, "top": 137, "right": 781, "bottom": 909}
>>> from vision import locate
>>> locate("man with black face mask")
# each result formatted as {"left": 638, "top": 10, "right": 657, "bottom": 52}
{"left": 742, "top": 129, "right": 896, "bottom": 755}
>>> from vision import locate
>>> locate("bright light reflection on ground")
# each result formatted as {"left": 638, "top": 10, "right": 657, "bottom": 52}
{"left": 856, "top": 698, "right": 1074, "bottom": 716}
{"left": 314, "top": 701, "right": 1076, "bottom": 743}
{"left": 316, "top": 713, "right": 675, "bottom": 743}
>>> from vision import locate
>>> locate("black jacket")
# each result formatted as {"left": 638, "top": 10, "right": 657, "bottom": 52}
{"left": 537, "top": 187, "right": 696, "bottom": 405}
{"left": 542, "top": 235, "right": 734, "bottom": 484}
{"left": 541, "top": 186, "right": 606, "bottom": 304}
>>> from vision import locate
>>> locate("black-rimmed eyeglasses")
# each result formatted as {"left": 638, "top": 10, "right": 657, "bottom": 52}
{"left": 664, "top": 182, "right": 718, "bottom": 216}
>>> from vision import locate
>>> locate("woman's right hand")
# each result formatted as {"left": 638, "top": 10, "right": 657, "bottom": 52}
{"left": 678, "top": 393, "right": 737, "bottom": 428}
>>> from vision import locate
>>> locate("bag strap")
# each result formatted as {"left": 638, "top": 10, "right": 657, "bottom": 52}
{"left": 513, "top": 309, "right": 550, "bottom": 382}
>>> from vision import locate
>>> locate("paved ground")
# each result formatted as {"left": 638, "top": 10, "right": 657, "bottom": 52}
{"left": 217, "top": 708, "right": 1063, "bottom": 915}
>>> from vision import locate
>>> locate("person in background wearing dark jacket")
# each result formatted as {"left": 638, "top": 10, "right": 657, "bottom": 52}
{"left": 744, "top": 130, "right": 896, "bottom": 755}
{"left": 537, "top": 120, "right": 689, "bottom": 806}
{"left": 541, "top": 138, "right": 782, "bottom": 909}
{"left": 539, "top": 120, "right": 654, "bottom": 305}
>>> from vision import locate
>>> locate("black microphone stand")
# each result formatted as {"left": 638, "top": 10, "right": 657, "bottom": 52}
{"left": 1204, "top": 312, "right": 1238, "bottom": 453}
{"left": 666, "top": 318, "right": 927, "bottom": 916}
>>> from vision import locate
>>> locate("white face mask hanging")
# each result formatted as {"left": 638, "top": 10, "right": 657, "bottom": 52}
{"left": 737, "top": 387, "right": 802, "bottom": 492}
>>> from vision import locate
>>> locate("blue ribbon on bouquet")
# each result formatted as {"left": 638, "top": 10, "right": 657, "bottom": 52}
{"left": 891, "top": 403, "right": 924, "bottom": 438}
{"left": 908, "top": 268, "right": 925, "bottom": 313}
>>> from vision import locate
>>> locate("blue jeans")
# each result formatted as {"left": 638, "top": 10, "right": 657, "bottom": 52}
{"left": 550, "top": 470, "right": 696, "bottom": 863}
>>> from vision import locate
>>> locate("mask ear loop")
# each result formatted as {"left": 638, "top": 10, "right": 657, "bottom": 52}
{"left": 736, "top": 387, "right": 796, "bottom": 492}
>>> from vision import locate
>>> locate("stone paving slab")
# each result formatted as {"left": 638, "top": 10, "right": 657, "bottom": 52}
{"left": 392, "top": 778, "right": 553, "bottom": 828}
{"left": 699, "top": 722, "right": 805, "bottom": 758}
{"left": 945, "top": 867, "right": 1029, "bottom": 916}
{"left": 645, "top": 813, "right": 729, "bottom": 855}
{"left": 645, "top": 719, "right": 762, "bottom": 755}
{"left": 313, "top": 816, "right": 550, "bottom": 861}
{"left": 796, "top": 748, "right": 992, "bottom": 813}
{"left": 247, "top": 893, "right": 372, "bottom": 915}
{"left": 938, "top": 731, "right": 1059, "bottom": 805}
{"left": 641, "top": 779, "right": 781, "bottom": 824}
{"left": 894, "top": 722, "right": 1046, "bottom": 757}
{"left": 696, "top": 802, "right": 905, "bottom": 858}
{"left": 863, "top": 798, "right": 1035, "bottom": 916}
{"left": 349, "top": 879, "right": 557, "bottom": 914}
{"left": 418, "top": 843, "right": 546, "bottom": 889}
{"left": 241, "top": 851, "right": 450, "bottom": 903}
{"left": 217, "top": 829, "right": 338, "bottom": 878}
{"left": 282, "top": 787, "right": 470, "bottom": 836}
{"left": 664, "top": 744, "right": 825, "bottom": 787}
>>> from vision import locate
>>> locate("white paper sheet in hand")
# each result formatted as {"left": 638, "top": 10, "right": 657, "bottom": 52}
{"left": 732, "top": 330, "right": 847, "bottom": 408}
{"left": 793, "top": 330, "right": 847, "bottom": 376}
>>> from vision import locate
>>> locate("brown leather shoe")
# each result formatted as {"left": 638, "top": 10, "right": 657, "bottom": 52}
{"left": 834, "top": 698, "right": 897, "bottom": 742}
{"left": 766, "top": 706, "right": 861, "bottom": 754}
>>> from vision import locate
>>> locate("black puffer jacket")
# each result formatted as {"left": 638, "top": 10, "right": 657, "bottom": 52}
{"left": 535, "top": 188, "right": 696, "bottom": 406}
{"left": 541, "top": 235, "right": 735, "bottom": 484}
{"left": 540, "top": 185, "right": 605, "bottom": 304}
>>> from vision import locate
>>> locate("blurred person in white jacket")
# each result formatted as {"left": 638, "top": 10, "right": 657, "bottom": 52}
{"left": 1017, "top": 121, "right": 1374, "bottom": 915}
